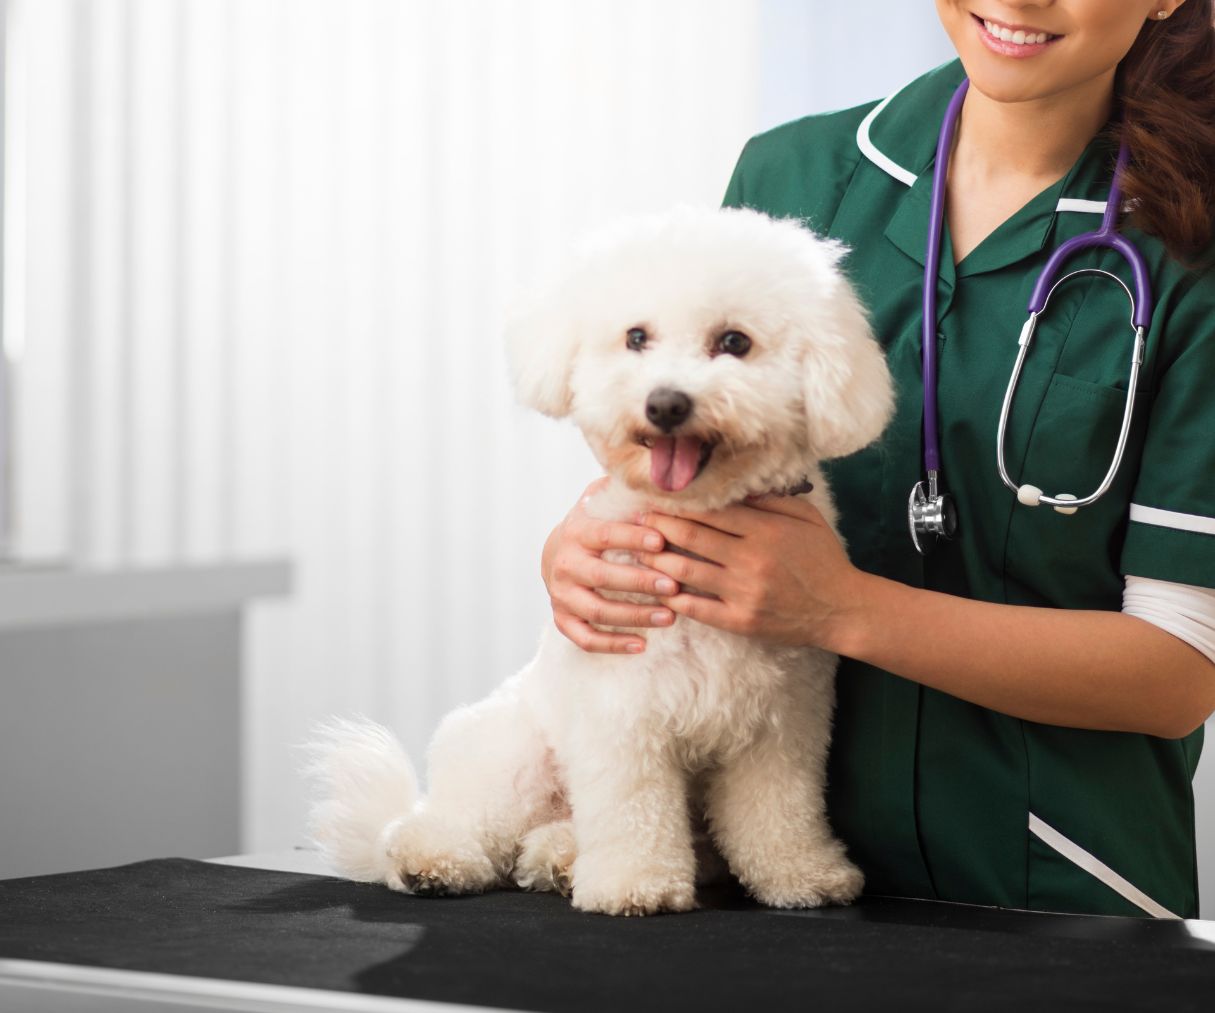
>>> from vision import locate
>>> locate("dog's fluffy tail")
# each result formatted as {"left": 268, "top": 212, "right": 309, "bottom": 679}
{"left": 302, "top": 717, "right": 418, "bottom": 883}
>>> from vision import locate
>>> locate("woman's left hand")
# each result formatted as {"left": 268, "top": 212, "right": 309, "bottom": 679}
{"left": 636, "top": 496, "right": 864, "bottom": 649}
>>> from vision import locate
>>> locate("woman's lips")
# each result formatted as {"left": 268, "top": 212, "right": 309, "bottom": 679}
{"left": 973, "top": 13, "right": 1061, "bottom": 58}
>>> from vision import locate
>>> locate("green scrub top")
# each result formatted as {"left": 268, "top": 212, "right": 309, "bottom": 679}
{"left": 723, "top": 60, "right": 1214, "bottom": 919}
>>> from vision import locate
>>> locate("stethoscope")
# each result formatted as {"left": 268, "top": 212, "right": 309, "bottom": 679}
{"left": 909, "top": 78, "right": 1153, "bottom": 556}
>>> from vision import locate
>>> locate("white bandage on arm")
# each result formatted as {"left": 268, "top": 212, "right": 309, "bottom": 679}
{"left": 1122, "top": 574, "right": 1215, "bottom": 665}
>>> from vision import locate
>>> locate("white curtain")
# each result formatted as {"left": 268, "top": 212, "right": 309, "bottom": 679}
{"left": 6, "top": 0, "right": 761, "bottom": 850}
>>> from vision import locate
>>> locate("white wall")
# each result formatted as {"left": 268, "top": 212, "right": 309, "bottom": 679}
{"left": 757, "top": 0, "right": 956, "bottom": 130}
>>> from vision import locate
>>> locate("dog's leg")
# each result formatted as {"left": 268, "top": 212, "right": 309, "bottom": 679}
{"left": 705, "top": 678, "right": 862, "bottom": 908}
{"left": 384, "top": 677, "right": 551, "bottom": 896}
{"left": 564, "top": 738, "right": 696, "bottom": 916}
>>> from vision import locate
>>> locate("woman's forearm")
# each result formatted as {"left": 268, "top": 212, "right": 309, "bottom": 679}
{"left": 638, "top": 500, "right": 1215, "bottom": 738}
{"left": 828, "top": 572, "right": 1215, "bottom": 739}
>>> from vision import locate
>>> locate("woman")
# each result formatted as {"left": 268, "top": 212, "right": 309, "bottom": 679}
{"left": 541, "top": 1, "right": 1215, "bottom": 918}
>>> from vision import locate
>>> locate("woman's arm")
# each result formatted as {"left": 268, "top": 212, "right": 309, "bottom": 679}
{"left": 638, "top": 496, "right": 1215, "bottom": 740}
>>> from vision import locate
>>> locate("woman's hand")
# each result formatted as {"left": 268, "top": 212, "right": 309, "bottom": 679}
{"left": 637, "top": 495, "right": 1215, "bottom": 735}
{"left": 637, "top": 495, "right": 864, "bottom": 650}
{"left": 542, "top": 479, "right": 681, "bottom": 654}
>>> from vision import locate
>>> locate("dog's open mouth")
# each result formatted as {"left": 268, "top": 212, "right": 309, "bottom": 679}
{"left": 636, "top": 434, "right": 716, "bottom": 492}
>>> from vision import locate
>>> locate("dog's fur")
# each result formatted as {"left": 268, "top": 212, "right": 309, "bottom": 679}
{"left": 307, "top": 206, "right": 894, "bottom": 916}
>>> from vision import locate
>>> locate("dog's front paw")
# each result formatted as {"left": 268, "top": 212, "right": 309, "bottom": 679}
{"left": 514, "top": 820, "right": 577, "bottom": 896}
{"left": 382, "top": 815, "right": 498, "bottom": 897}
{"left": 572, "top": 877, "right": 696, "bottom": 917}
{"left": 743, "top": 851, "right": 864, "bottom": 909}
{"left": 570, "top": 853, "right": 696, "bottom": 916}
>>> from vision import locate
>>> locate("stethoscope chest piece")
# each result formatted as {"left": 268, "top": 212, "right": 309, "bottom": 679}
{"left": 908, "top": 472, "right": 958, "bottom": 556}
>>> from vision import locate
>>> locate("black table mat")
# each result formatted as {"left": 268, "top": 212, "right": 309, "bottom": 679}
{"left": 1, "top": 858, "right": 1213, "bottom": 1012}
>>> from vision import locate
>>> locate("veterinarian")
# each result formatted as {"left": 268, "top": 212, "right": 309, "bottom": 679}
{"left": 540, "top": 0, "right": 1215, "bottom": 919}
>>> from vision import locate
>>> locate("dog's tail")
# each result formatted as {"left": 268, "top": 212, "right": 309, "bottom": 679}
{"left": 302, "top": 717, "right": 419, "bottom": 883}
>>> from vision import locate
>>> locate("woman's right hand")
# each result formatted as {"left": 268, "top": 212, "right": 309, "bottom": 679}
{"left": 542, "top": 479, "right": 679, "bottom": 653}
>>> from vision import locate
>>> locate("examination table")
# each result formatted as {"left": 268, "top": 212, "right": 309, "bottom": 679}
{"left": 1, "top": 850, "right": 1212, "bottom": 1012}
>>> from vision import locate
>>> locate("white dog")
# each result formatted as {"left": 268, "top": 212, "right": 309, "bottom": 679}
{"left": 307, "top": 206, "right": 893, "bottom": 916}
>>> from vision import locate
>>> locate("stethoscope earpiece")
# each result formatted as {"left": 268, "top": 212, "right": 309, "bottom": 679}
{"left": 1017, "top": 484, "right": 1042, "bottom": 507}
{"left": 1015, "top": 486, "right": 1081, "bottom": 515}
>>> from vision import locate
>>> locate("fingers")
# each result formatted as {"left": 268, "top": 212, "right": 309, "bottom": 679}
{"left": 563, "top": 555, "right": 678, "bottom": 598}
{"left": 562, "top": 585, "right": 675, "bottom": 631}
{"left": 636, "top": 513, "right": 740, "bottom": 564}
{"left": 660, "top": 592, "right": 740, "bottom": 633}
{"left": 547, "top": 478, "right": 682, "bottom": 656}
{"left": 575, "top": 516, "right": 666, "bottom": 555}
{"left": 636, "top": 550, "right": 728, "bottom": 598}
{"left": 643, "top": 504, "right": 755, "bottom": 538}
{"left": 552, "top": 608, "right": 647, "bottom": 655}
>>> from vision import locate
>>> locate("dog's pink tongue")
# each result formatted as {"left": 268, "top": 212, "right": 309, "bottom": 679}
{"left": 650, "top": 436, "right": 703, "bottom": 492}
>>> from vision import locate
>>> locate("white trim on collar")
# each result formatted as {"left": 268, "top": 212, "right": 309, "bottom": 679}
{"left": 1056, "top": 198, "right": 1106, "bottom": 214}
{"left": 858, "top": 84, "right": 1116, "bottom": 215}
{"left": 856, "top": 87, "right": 918, "bottom": 187}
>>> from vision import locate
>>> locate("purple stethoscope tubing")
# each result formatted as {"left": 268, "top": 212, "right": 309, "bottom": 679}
{"left": 917, "top": 76, "right": 1153, "bottom": 540}
{"left": 1026, "top": 141, "right": 1153, "bottom": 328}
{"left": 921, "top": 78, "right": 971, "bottom": 477}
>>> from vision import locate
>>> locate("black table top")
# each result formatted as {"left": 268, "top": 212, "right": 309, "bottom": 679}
{"left": 1, "top": 858, "right": 1212, "bottom": 1012}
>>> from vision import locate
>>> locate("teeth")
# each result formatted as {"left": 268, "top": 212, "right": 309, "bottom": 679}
{"left": 984, "top": 19, "right": 1050, "bottom": 45}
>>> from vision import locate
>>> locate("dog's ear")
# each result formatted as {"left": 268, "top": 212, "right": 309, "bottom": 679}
{"left": 802, "top": 279, "right": 894, "bottom": 460}
{"left": 504, "top": 279, "right": 580, "bottom": 419}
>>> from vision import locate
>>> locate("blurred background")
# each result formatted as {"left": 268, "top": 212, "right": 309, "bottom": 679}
{"left": 0, "top": 0, "right": 1207, "bottom": 914}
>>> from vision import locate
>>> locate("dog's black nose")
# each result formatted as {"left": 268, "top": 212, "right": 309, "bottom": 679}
{"left": 645, "top": 388, "right": 693, "bottom": 432}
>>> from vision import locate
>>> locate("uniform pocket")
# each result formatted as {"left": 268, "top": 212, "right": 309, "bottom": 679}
{"left": 1003, "top": 373, "right": 1150, "bottom": 608}
{"left": 1027, "top": 812, "right": 1179, "bottom": 919}
{"left": 1021, "top": 373, "right": 1129, "bottom": 495}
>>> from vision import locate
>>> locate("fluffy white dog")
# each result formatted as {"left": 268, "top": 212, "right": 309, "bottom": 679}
{"left": 308, "top": 206, "right": 893, "bottom": 916}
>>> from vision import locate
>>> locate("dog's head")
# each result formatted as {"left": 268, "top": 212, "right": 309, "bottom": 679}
{"left": 506, "top": 206, "right": 893, "bottom": 510}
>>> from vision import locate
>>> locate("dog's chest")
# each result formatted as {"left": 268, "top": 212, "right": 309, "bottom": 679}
{"left": 627, "top": 614, "right": 804, "bottom": 760}
{"left": 526, "top": 585, "right": 827, "bottom": 772}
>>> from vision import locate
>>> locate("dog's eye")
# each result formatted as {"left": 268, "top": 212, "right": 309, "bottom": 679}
{"left": 626, "top": 327, "right": 648, "bottom": 352}
{"left": 715, "top": 330, "right": 752, "bottom": 358}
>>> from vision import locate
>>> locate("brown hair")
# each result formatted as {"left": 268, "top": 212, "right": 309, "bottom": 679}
{"left": 1114, "top": 0, "right": 1215, "bottom": 266}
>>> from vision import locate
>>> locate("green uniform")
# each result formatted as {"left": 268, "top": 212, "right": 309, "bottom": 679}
{"left": 724, "top": 59, "right": 1213, "bottom": 919}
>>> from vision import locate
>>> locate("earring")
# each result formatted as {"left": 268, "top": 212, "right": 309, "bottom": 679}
{"left": 1156, "top": 9, "right": 1169, "bottom": 17}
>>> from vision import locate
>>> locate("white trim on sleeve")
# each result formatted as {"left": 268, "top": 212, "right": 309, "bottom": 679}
{"left": 1028, "top": 813, "right": 1179, "bottom": 919}
{"left": 1129, "top": 503, "right": 1215, "bottom": 537}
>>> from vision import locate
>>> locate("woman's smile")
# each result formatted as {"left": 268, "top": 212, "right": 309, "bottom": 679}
{"left": 973, "top": 12, "right": 1063, "bottom": 56}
